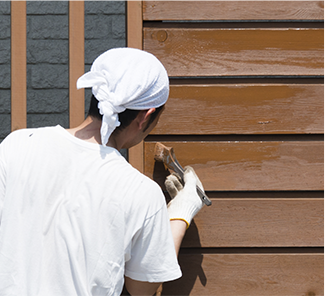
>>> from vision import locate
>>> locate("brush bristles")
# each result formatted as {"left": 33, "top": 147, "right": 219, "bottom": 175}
{"left": 154, "top": 143, "right": 166, "bottom": 162}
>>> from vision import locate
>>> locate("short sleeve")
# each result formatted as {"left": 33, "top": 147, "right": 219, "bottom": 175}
{"left": 124, "top": 204, "right": 182, "bottom": 283}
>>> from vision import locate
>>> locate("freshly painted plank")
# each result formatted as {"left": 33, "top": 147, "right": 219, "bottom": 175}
{"left": 162, "top": 254, "right": 324, "bottom": 296}
{"left": 11, "top": 1, "right": 26, "bottom": 131}
{"left": 144, "top": 141, "right": 324, "bottom": 191}
{"left": 152, "top": 84, "right": 324, "bottom": 135}
{"left": 143, "top": 1, "right": 324, "bottom": 21}
{"left": 69, "top": 1, "right": 85, "bottom": 128}
{"left": 182, "top": 198, "right": 323, "bottom": 247}
{"left": 144, "top": 28, "right": 324, "bottom": 77}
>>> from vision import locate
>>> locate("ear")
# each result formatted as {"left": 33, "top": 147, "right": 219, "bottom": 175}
{"left": 138, "top": 108, "right": 156, "bottom": 130}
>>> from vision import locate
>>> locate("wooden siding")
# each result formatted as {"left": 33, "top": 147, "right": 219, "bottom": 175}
{"left": 144, "top": 28, "right": 323, "bottom": 77}
{"left": 182, "top": 195, "right": 324, "bottom": 248}
{"left": 163, "top": 254, "right": 324, "bottom": 296}
{"left": 153, "top": 83, "right": 324, "bottom": 135}
{"left": 143, "top": 1, "right": 324, "bottom": 21}
{"left": 144, "top": 141, "right": 324, "bottom": 191}
{"left": 128, "top": 1, "right": 324, "bottom": 295}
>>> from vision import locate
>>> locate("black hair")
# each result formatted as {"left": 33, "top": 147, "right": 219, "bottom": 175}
{"left": 87, "top": 94, "right": 164, "bottom": 132}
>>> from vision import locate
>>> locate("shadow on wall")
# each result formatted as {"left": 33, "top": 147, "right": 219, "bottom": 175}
{"left": 153, "top": 160, "right": 207, "bottom": 295}
{"left": 161, "top": 221, "right": 206, "bottom": 296}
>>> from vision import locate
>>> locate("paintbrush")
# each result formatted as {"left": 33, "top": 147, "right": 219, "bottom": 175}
{"left": 154, "top": 142, "right": 212, "bottom": 206}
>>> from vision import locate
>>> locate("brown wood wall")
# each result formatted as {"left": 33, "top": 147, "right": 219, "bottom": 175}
{"left": 128, "top": 1, "right": 324, "bottom": 295}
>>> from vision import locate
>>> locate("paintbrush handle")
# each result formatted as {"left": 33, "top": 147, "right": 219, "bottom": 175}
{"left": 196, "top": 186, "right": 212, "bottom": 206}
{"left": 166, "top": 158, "right": 212, "bottom": 206}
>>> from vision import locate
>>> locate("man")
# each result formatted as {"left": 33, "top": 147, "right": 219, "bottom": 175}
{"left": 0, "top": 48, "right": 206, "bottom": 295}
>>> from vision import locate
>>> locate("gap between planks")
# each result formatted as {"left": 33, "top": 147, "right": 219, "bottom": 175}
{"left": 169, "top": 77, "right": 324, "bottom": 85}
{"left": 146, "top": 134, "right": 324, "bottom": 142}
{"left": 143, "top": 21, "right": 324, "bottom": 29}
{"left": 179, "top": 247, "right": 324, "bottom": 255}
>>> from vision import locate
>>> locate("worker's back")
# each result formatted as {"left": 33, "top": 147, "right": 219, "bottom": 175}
{"left": 0, "top": 125, "right": 178, "bottom": 296}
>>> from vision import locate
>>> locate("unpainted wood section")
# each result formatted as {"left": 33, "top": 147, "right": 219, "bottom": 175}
{"left": 127, "top": 1, "right": 144, "bottom": 172}
{"left": 144, "top": 28, "right": 324, "bottom": 77}
{"left": 69, "top": 1, "right": 85, "bottom": 128}
{"left": 151, "top": 84, "right": 324, "bottom": 135}
{"left": 182, "top": 198, "right": 323, "bottom": 248}
{"left": 145, "top": 141, "right": 324, "bottom": 191}
{"left": 162, "top": 253, "right": 324, "bottom": 296}
{"left": 143, "top": 1, "right": 324, "bottom": 21}
{"left": 11, "top": 1, "right": 27, "bottom": 131}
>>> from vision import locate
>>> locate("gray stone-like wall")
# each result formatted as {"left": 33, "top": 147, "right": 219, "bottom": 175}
{"left": 0, "top": 1, "right": 126, "bottom": 142}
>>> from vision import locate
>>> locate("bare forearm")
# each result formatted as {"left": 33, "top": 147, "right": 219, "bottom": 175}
{"left": 170, "top": 220, "right": 187, "bottom": 256}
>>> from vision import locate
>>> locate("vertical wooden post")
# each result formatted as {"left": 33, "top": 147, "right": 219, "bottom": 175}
{"left": 69, "top": 1, "right": 85, "bottom": 128}
{"left": 127, "top": 1, "right": 143, "bottom": 49}
{"left": 11, "top": 1, "right": 27, "bottom": 131}
{"left": 127, "top": 1, "right": 144, "bottom": 172}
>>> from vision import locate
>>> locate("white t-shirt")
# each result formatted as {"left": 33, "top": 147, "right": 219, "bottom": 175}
{"left": 0, "top": 126, "right": 181, "bottom": 296}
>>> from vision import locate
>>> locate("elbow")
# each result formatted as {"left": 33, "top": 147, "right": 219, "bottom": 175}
{"left": 125, "top": 276, "right": 162, "bottom": 296}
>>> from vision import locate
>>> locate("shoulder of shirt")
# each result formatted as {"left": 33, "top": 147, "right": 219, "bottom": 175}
{"left": 1, "top": 127, "right": 43, "bottom": 145}
{"left": 5, "top": 126, "right": 55, "bottom": 138}
{"left": 122, "top": 161, "right": 166, "bottom": 212}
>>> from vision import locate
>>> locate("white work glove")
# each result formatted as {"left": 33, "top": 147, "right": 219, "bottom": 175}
{"left": 165, "top": 166, "right": 204, "bottom": 228}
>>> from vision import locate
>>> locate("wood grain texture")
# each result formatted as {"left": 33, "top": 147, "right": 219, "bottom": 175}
{"left": 151, "top": 84, "right": 324, "bottom": 135}
{"left": 162, "top": 253, "right": 324, "bottom": 296}
{"left": 145, "top": 141, "right": 324, "bottom": 191}
{"left": 11, "top": 1, "right": 26, "bottom": 131}
{"left": 69, "top": 1, "right": 85, "bottom": 128}
{"left": 144, "top": 28, "right": 324, "bottom": 77}
{"left": 144, "top": 1, "right": 324, "bottom": 21}
{"left": 182, "top": 198, "right": 323, "bottom": 247}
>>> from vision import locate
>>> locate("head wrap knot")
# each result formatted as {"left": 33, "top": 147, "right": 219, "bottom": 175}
{"left": 77, "top": 48, "right": 169, "bottom": 146}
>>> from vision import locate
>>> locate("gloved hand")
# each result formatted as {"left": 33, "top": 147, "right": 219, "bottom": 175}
{"left": 165, "top": 166, "right": 205, "bottom": 228}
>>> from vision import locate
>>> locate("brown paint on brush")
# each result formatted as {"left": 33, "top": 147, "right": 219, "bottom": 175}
{"left": 154, "top": 142, "right": 212, "bottom": 206}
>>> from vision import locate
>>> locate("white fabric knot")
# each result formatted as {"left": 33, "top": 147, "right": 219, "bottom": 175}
{"left": 77, "top": 48, "right": 169, "bottom": 146}
{"left": 98, "top": 100, "right": 124, "bottom": 146}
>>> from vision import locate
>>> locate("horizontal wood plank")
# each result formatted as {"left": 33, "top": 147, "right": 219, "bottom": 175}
{"left": 162, "top": 253, "right": 324, "bottom": 296}
{"left": 183, "top": 198, "right": 323, "bottom": 248}
{"left": 144, "top": 28, "right": 324, "bottom": 76}
{"left": 145, "top": 141, "right": 324, "bottom": 191}
{"left": 144, "top": 1, "right": 324, "bottom": 21}
{"left": 151, "top": 84, "right": 324, "bottom": 135}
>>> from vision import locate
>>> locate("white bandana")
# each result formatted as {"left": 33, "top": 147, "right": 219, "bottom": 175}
{"left": 77, "top": 48, "right": 169, "bottom": 146}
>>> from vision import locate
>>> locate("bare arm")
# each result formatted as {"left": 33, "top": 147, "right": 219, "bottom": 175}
{"left": 124, "top": 277, "right": 161, "bottom": 296}
{"left": 169, "top": 219, "right": 187, "bottom": 255}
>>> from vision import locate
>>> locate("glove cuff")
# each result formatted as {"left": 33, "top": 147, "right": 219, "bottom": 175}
{"left": 170, "top": 218, "right": 190, "bottom": 229}
{"left": 167, "top": 198, "right": 200, "bottom": 228}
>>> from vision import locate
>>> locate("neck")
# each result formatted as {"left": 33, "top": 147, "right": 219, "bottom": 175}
{"left": 66, "top": 117, "right": 129, "bottom": 151}
{"left": 67, "top": 117, "right": 103, "bottom": 146}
